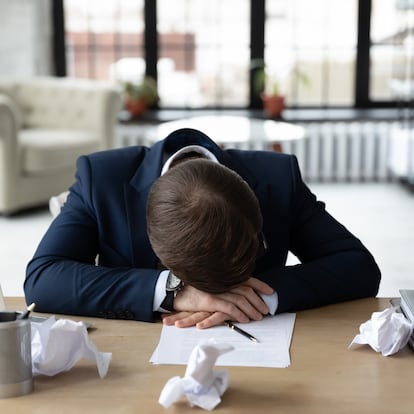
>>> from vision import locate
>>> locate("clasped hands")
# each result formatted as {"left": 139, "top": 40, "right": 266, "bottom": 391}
{"left": 161, "top": 277, "right": 273, "bottom": 329}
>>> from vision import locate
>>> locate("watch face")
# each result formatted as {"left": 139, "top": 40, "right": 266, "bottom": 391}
{"left": 166, "top": 272, "right": 182, "bottom": 290}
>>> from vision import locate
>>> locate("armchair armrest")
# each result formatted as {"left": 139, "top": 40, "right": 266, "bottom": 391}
{"left": 0, "top": 95, "right": 21, "bottom": 207}
{"left": 0, "top": 94, "right": 20, "bottom": 155}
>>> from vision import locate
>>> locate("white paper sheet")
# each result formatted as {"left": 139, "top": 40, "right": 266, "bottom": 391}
{"left": 150, "top": 313, "right": 296, "bottom": 368}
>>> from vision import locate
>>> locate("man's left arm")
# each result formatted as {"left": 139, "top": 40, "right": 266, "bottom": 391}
{"left": 257, "top": 155, "right": 381, "bottom": 313}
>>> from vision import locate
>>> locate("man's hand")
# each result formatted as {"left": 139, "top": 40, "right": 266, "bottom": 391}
{"left": 162, "top": 277, "right": 274, "bottom": 329}
{"left": 162, "top": 311, "right": 228, "bottom": 329}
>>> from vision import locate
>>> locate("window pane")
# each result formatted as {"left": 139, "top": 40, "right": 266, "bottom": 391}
{"left": 157, "top": 0, "right": 250, "bottom": 108}
{"left": 64, "top": 0, "right": 145, "bottom": 81}
{"left": 265, "top": 0, "right": 357, "bottom": 106}
{"left": 371, "top": 0, "right": 414, "bottom": 101}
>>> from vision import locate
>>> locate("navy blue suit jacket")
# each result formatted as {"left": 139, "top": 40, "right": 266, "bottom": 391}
{"left": 24, "top": 128, "right": 381, "bottom": 322}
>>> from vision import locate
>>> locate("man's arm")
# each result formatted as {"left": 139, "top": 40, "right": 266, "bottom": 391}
{"left": 256, "top": 155, "right": 381, "bottom": 313}
{"left": 24, "top": 153, "right": 162, "bottom": 322}
{"left": 24, "top": 195, "right": 160, "bottom": 322}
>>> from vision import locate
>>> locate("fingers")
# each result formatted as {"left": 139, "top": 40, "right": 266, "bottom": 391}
{"left": 243, "top": 277, "right": 274, "bottom": 295}
{"left": 173, "top": 283, "right": 273, "bottom": 325}
{"left": 161, "top": 311, "right": 193, "bottom": 326}
{"left": 162, "top": 310, "right": 229, "bottom": 329}
{"left": 219, "top": 278, "right": 274, "bottom": 320}
{"left": 219, "top": 287, "right": 268, "bottom": 321}
{"left": 173, "top": 311, "right": 212, "bottom": 328}
{"left": 196, "top": 312, "right": 229, "bottom": 329}
{"left": 202, "top": 294, "right": 251, "bottom": 323}
{"left": 162, "top": 311, "right": 213, "bottom": 328}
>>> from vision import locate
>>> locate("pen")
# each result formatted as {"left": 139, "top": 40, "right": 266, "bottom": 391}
{"left": 19, "top": 303, "right": 36, "bottom": 320}
{"left": 224, "top": 320, "right": 259, "bottom": 343}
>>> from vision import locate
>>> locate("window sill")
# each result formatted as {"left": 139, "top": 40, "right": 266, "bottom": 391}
{"left": 118, "top": 107, "right": 402, "bottom": 125}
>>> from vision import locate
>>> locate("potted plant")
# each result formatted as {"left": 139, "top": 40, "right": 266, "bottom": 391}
{"left": 260, "top": 80, "right": 285, "bottom": 119}
{"left": 252, "top": 59, "right": 309, "bottom": 118}
{"left": 123, "top": 76, "right": 159, "bottom": 117}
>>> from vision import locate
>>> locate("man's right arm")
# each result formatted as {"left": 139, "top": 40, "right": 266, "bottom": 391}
{"left": 24, "top": 157, "right": 161, "bottom": 322}
{"left": 25, "top": 258, "right": 160, "bottom": 322}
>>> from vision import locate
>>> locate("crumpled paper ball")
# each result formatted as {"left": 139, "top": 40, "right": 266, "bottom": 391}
{"left": 159, "top": 339, "right": 234, "bottom": 411}
{"left": 349, "top": 306, "right": 413, "bottom": 356}
{"left": 31, "top": 316, "right": 112, "bottom": 378}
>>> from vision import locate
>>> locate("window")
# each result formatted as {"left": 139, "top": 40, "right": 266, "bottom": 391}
{"left": 265, "top": 0, "right": 358, "bottom": 106}
{"left": 61, "top": 0, "right": 411, "bottom": 109}
{"left": 64, "top": 0, "right": 145, "bottom": 81}
{"left": 370, "top": 0, "right": 414, "bottom": 102}
{"left": 157, "top": 0, "right": 250, "bottom": 108}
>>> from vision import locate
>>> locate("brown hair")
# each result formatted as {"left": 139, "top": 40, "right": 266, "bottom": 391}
{"left": 146, "top": 158, "right": 263, "bottom": 293}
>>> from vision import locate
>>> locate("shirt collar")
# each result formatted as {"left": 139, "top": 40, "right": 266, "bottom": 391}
{"left": 160, "top": 145, "right": 219, "bottom": 176}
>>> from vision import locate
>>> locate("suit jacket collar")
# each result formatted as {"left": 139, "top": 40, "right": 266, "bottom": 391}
{"left": 129, "top": 128, "right": 258, "bottom": 192}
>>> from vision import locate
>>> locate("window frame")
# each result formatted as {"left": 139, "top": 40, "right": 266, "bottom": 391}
{"left": 54, "top": 0, "right": 400, "bottom": 109}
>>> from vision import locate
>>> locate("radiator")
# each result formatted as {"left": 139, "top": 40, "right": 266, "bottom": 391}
{"left": 280, "top": 121, "right": 401, "bottom": 182}
{"left": 116, "top": 120, "right": 404, "bottom": 182}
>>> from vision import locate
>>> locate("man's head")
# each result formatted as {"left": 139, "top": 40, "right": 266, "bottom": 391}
{"left": 146, "top": 158, "right": 263, "bottom": 293}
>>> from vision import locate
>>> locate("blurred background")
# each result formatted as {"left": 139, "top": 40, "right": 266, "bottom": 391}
{"left": 0, "top": 0, "right": 413, "bottom": 297}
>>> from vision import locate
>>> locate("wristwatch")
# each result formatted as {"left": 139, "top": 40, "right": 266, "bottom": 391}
{"left": 160, "top": 271, "right": 183, "bottom": 312}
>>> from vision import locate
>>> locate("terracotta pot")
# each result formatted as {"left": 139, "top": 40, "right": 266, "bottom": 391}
{"left": 126, "top": 98, "right": 148, "bottom": 118}
{"left": 261, "top": 94, "right": 285, "bottom": 118}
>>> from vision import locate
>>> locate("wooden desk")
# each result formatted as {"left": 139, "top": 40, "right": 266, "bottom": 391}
{"left": 1, "top": 298, "right": 413, "bottom": 413}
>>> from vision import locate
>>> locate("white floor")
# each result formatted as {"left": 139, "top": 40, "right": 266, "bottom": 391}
{"left": 0, "top": 182, "right": 413, "bottom": 298}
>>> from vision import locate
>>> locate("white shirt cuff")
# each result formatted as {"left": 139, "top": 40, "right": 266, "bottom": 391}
{"left": 153, "top": 270, "right": 170, "bottom": 312}
{"left": 259, "top": 292, "right": 278, "bottom": 315}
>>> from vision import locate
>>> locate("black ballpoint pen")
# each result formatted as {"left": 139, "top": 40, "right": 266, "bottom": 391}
{"left": 224, "top": 320, "right": 259, "bottom": 343}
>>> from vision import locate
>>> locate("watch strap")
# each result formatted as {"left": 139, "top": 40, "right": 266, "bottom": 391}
{"left": 160, "top": 290, "right": 175, "bottom": 312}
{"left": 160, "top": 272, "right": 183, "bottom": 312}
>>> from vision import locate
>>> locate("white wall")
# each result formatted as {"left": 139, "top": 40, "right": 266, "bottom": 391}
{"left": 0, "top": 0, "right": 53, "bottom": 78}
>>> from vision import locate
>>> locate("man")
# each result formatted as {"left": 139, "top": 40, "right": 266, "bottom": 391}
{"left": 24, "top": 128, "right": 381, "bottom": 329}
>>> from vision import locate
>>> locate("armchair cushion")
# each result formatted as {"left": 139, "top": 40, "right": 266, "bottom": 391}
{"left": 19, "top": 129, "right": 98, "bottom": 175}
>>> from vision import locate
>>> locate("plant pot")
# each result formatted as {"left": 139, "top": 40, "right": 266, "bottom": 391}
{"left": 126, "top": 98, "right": 148, "bottom": 118}
{"left": 261, "top": 94, "right": 285, "bottom": 118}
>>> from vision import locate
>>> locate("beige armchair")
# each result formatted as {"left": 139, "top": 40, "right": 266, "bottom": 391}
{"left": 0, "top": 77, "right": 122, "bottom": 214}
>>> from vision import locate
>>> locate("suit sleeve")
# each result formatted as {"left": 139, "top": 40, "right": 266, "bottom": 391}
{"left": 24, "top": 156, "right": 159, "bottom": 322}
{"left": 257, "top": 155, "right": 381, "bottom": 313}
